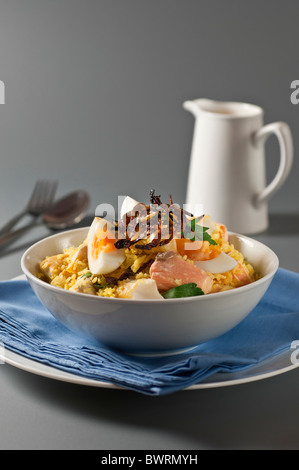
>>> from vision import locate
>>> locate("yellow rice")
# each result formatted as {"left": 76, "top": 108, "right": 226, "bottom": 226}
{"left": 37, "top": 222, "right": 259, "bottom": 298}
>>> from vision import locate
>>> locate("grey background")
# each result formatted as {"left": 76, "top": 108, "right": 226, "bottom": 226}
{"left": 0, "top": 0, "right": 298, "bottom": 217}
{"left": 0, "top": 0, "right": 299, "bottom": 450}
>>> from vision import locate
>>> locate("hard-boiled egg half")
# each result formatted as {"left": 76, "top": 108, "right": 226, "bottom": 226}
{"left": 87, "top": 197, "right": 141, "bottom": 277}
{"left": 87, "top": 217, "right": 126, "bottom": 275}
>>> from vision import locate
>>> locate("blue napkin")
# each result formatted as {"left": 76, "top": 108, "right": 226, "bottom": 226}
{"left": 0, "top": 267, "right": 298, "bottom": 396}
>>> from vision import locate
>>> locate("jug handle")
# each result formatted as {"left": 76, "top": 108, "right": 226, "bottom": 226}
{"left": 252, "top": 122, "right": 293, "bottom": 207}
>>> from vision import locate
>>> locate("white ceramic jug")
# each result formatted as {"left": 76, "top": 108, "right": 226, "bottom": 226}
{"left": 184, "top": 99, "right": 293, "bottom": 234}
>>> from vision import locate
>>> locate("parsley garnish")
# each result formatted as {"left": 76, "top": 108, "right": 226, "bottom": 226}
{"left": 183, "top": 217, "right": 217, "bottom": 245}
{"left": 162, "top": 283, "right": 205, "bottom": 299}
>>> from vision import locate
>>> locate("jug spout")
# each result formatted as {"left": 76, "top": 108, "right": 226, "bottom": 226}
{"left": 183, "top": 100, "right": 201, "bottom": 117}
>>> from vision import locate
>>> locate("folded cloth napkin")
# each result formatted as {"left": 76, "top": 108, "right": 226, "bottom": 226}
{"left": 0, "top": 267, "right": 298, "bottom": 396}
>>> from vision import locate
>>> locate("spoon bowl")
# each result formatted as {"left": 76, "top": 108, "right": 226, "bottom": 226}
{"left": 43, "top": 190, "right": 90, "bottom": 229}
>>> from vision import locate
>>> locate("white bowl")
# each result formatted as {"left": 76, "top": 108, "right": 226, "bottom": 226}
{"left": 21, "top": 227, "right": 279, "bottom": 355}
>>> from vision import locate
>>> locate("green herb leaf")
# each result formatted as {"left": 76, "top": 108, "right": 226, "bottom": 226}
{"left": 162, "top": 283, "right": 205, "bottom": 299}
{"left": 201, "top": 228, "right": 218, "bottom": 245}
{"left": 95, "top": 283, "right": 109, "bottom": 289}
{"left": 81, "top": 272, "right": 92, "bottom": 278}
{"left": 183, "top": 221, "right": 217, "bottom": 246}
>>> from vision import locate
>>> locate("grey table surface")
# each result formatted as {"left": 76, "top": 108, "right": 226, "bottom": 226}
{"left": 0, "top": 213, "right": 298, "bottom": 450}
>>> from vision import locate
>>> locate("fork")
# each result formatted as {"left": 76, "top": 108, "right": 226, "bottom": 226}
{"left": 0, "top": 179, "right": 58, "bottom": 235}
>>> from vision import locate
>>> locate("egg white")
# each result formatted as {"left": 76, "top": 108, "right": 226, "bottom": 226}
{"left": 120, "top": 196, "right": 140, "bottom": 219}
{"left": 200, "top": 215, "right": 216, "bottom": 234}
{"left": 118, "top": 279, "right": 163, "bottom": 299}
{"left": 194, "top": 252, "right": 238, "bottom": 274}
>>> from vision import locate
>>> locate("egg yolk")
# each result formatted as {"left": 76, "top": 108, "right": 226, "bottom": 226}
{"left": 176, "top": 238, "right": 221, "bottom": 260}
{"left": 92, "top": 230, "right": 117, "bottom": 256}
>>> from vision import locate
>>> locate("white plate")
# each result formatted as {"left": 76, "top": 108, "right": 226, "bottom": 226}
{"left": 0, "top": 275, "right": 297, "bottom": 392}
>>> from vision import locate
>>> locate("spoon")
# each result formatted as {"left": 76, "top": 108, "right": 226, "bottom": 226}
{"left": 42, "top": 190, "right": 90, "bottom": 229}
{"left": 0, "top": 190, "right": 90, "bottom": 248}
